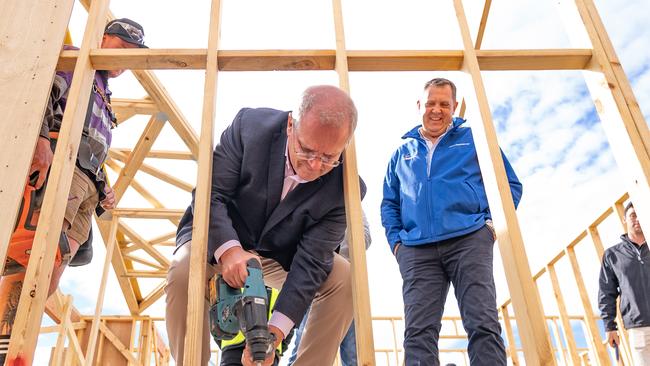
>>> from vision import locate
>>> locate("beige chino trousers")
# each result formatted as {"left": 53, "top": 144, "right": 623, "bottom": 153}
{"left": 164, "top": 241, "right": 354, "bottom": 365}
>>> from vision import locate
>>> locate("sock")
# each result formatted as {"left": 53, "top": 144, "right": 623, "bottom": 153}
{"left": 0, "top": 334, "right": 9, "bottom": 364}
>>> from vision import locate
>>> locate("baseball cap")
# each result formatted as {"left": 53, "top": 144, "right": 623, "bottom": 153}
{"left": 104, "top": 18, "right": 147, "bottom": 48}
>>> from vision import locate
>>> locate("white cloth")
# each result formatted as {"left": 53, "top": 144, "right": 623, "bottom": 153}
{"left": 629, "top": 326, "right": 650, "bottom": 365}
{"left": 419, "top": 127, "right": 449, "bottom": 177}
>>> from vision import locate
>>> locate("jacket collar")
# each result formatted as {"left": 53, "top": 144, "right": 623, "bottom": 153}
{"left": 621, "top": 233, "right": 648, "bottom": 249}
{"left": 401, "top": 116, "right": 466, "bottom": 141}
{"left": 262, "top": 115, "right": 328, "bottom": 235}
{"left": 265, "top": 117, "right": 289, "bottom": 219}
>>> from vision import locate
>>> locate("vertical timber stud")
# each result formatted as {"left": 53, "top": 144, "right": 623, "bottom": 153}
{"left": 557, "top": 0, "right": 650, "bottom": 246}
{"left": 0, "top": 0, "right": 75, "bottom": 276}
{"left": 51, "top": 295, "right": 74, "bottom": 366}
{"left": 501, "top": 305, "right": 520, "bottom": 365}
{"left": 6, "top": 0, "right": 111, "bottom": 363}
{"left": 331, "top": 0, "right": 376, "bottom": 364}
{"left": 95, "top": 219, "right": 140, "bottom": 313}
{"left": 458, "top": 0, "right": 492, "bottom": 119}
{"left": 549, "top": 319, "right": 568, "bottom": 365}
{"left": 83, "top": 216, "right": 119, "bottom": 366}
{"left": 548, "top": 264, "right": 581, "bottom": 366}
{"left": 452, "top": 0, "right": 556, "bottom": 365}
{"left": 565, "top": 247, "right": 609, "bottom": 365}
{"left": 182, "top": 0, "right": 222, "bottom": 364}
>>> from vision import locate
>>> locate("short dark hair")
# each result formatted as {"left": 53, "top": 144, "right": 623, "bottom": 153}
{"left": 624, "top": 201, "right": 634, "bottom": 216}
{"left": 423, "top": 78, "right": 457, "bottom": 101}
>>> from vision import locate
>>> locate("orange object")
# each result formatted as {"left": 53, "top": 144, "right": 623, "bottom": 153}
{"left": 5, "top": 176, "right": 64, "bottom": 275}
{"left": 6, "top": 354, "right": 26, "bottom": 366}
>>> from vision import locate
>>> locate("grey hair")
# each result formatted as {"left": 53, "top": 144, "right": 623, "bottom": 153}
{"left": 423, "top": 78, "right": 457, "bottom": 101}
{"left": 293, "top": 85, "right": 358, "bottom": 137}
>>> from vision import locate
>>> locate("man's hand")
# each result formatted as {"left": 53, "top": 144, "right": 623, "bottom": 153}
{"left": 219, "top": 246, "right": 260, "bottom": 288}
{"left": 100, "top": 185, "right": 116, "bottom": 210}
{"left": 607, "top": 330, "right": 620, "bottom": 348}
{"left": 393, "top": 243, "right": 401, "bottom": 256}
{"left": 30, "top": 137, "right": 53, "bottom": 189}
{"left": 240, "top": 325, "right": 284, "bottom": 366}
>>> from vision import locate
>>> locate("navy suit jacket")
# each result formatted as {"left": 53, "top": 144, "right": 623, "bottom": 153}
{"left": 176, "top": 107, "right": 365, "bottom": 323}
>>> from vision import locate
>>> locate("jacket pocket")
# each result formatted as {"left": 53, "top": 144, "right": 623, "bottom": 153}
{"left": 448, "top": 181, "right": 480, "bottom": 214}
{"left": 465, "top": 181, "right": 488, "bottom": 213}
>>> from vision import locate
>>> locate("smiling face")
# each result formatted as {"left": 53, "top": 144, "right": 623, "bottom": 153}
{"left": 100, "top": 34, "right": 139, "bottom": 78}
{"left": 417, "top": 84, "right": 458, "bottom": 140}
{"left": 286, "top": 113, "right": 350, "bottom": 182}
{"left": 625, "top": 205, "right": 643, "bottom": 236}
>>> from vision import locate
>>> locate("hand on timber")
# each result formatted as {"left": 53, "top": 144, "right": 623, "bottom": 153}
{"left": 220, "top": 246, "right": 261, "bottom": 288}
{"left": 30, "top": 136, "right": 53, "bottom": 189}
{"left": 100, "top": 185, "right": 116, "bottom": 210}
{"left": 606, "top": 330, "right": 620, "bottom": 348}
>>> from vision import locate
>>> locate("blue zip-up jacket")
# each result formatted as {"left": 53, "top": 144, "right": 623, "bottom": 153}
{"left": 381, "top": 118, "right": 523, "bottom": 252}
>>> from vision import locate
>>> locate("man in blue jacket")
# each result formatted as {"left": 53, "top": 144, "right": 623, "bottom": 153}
{"left": 381, "top": 78, "right": 522, "bottom": 366}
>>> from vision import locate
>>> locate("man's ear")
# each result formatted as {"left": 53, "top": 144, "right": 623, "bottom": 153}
{"left": 100, "top": 34, "right": 108, "bottom": 48}
{"left": 287, "top": 113, "right": 293, "bottom": 133}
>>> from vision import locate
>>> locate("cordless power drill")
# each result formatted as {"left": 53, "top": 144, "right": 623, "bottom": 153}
{"left": 209, "top": 259, "right": 274, "bottom": 364}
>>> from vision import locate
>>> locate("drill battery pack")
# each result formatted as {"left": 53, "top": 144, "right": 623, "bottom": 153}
{"left": 4, "top": 173, "right": 70, "bottom": 276}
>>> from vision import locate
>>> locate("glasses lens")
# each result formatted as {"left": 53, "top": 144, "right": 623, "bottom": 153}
{"left": 293, "top": 131, "right": 341, "bottom": 167}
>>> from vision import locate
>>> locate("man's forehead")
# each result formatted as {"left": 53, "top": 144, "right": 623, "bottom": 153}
{"left": 425, "top": 85, "right": 452, "bottom": 95}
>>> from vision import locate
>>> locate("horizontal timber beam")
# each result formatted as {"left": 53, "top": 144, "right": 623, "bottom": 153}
{"left": 112, "top": 148, "right": 195, "bottom": 160}
{"left": 112, "top": 208, "right": 186, "bottom": 219}
{"left": 57, "top": 49, "right": 593, "bottom": 72}
{"left": 111, "top": 98, "right": 158, "bottom": 116}
{"left": 123, "top": 270, "right": 168, "bottom": 278}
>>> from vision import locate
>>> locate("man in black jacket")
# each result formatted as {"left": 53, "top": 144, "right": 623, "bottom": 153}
{"left": 599, "top": 202, "right": 650, "bottom": 364}
{"left": 165, "top": 85, "right": 364, "bottom": 366}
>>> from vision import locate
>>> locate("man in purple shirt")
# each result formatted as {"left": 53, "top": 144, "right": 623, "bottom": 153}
{"left": 0, "top": 18, "right": 148, "bottom": 364}
{"left": 166, "top": 85, "right": 365, "bottom": 366}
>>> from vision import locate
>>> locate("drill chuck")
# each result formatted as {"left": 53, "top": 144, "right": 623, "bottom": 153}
{"left": 209, "top": 258, "right": 274, "bottom": 363}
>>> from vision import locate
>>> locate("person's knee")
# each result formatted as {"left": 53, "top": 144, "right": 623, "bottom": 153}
{"left": 331, "top": 254, "right": 351, "bottom": 290}
{"left": 166, "top": 246, "right": 192, "bottom": 293}
{"left": 47, "top": 266, "right": 64, "bottom": 297}
{"left": 47, "top": 235, "right": 80, "bottom": 297}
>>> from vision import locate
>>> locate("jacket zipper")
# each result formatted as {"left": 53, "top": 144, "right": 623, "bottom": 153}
{"left": 635, "top": 244, "right": 648, "bottom": 311}
{"left": 634, "top": 245, "right": 644, "bottom": 264}
{"left": 423, "top": 139, "right": 433, "bottom": 239}
{"left": 423, "top": 127, "right": 455, "bottom": 239}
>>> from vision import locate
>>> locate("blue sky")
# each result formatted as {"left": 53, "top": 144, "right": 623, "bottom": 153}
{"left": 33, "top": 0, "right": 650, "bottom": 364}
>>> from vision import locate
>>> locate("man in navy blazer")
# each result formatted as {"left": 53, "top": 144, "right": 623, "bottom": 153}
{"left": 165, "top": 85, "right": 365, "bottom": 366}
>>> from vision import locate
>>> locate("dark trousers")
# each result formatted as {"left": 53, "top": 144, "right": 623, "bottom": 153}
{"left": 396, "top": 225, "right": 507, "bottom": 366}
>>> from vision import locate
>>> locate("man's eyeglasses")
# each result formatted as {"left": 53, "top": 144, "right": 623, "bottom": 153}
{"left": 291, "top": 126, "right": 342, "bottom": 168}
